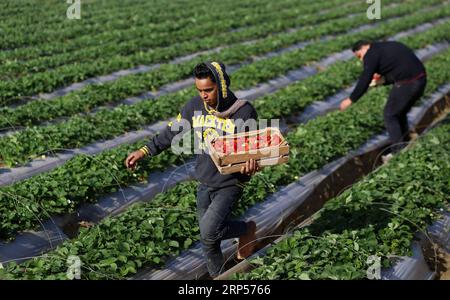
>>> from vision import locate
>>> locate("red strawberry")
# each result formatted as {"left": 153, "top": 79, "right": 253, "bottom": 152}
{"left": 269, "top": 134, "right": 281, "bottom": 146}
{"left": 237, "top": 141, "right": 245, "bottom": 153}
{"left": 248, "top": 136, "right": 258, "bottom": 150}
{"left": 213, "top": 140, "right": 223, "bottom": 152}
{"left": 233, "top": 138, "right": 238, "bottom": 153}
{"left": 258, "top": 136, "right": 268, "bottom": 148}
{"left": 227, "top": 139, "right": 231, "bottom": 153}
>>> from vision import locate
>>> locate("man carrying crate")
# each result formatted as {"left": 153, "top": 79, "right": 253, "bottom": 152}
{"left": 340, "top": 40, "right": 427, "bottom": 162}
{"left": 125, "top": 62, "right": 259, "bottom": 278}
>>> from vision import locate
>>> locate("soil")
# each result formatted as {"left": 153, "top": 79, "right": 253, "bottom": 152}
{"left": 421, "top": 240, "right": 450, "bottom": 280}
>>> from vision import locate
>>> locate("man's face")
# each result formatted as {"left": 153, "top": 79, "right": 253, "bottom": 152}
{"left": 353, "top": 45, "right": 370, "bottom": 62}
{"left": 195, "top": 77, "right": 218, "bottom": 108}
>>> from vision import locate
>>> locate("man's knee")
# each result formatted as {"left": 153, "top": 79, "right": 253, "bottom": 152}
{"left": 199, "top": 218, "right": 221, "bottom": 245}
{"left": 383, "top": 107, "right": 398, "bottom": 121}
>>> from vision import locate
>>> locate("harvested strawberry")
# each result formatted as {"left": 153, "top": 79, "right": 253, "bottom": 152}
{"left": 258, "top": 134, "right": 269, "bottom": 148}
{"left": 224, "top": 141, "right": 231, "bottom": 155}
{"left": 248, "top": 136, "right": 258, "bottom": 151}
{"left": 269, "top": 134, "right": 282, "bottom": 146}
{"left": 208, "top": 128, "right": 289, "bottom": 175}
{"left": 213, "top": 140, "right": 223, "bottom": 152}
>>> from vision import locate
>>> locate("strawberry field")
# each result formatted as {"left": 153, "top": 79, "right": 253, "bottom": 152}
{"left": 0, "top": 0, "right": 449, "bottom": 281}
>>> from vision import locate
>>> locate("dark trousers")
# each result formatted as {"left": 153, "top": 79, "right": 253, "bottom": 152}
{"left": 196, "top": 183, "right": 248, "bottom": 277}
{"left": 384, "top": 76, "right": 427, "bottom": 153}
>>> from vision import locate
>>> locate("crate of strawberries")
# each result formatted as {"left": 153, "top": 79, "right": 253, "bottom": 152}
{"left": 207, "top": 127, "right": 289, "bottom": 175}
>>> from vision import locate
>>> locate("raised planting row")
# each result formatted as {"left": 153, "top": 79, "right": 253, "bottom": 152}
{"left": 1, "top": 48, "right": 449, "bottom": 278}
{"left": 0, "top": 0, "right": 285, "bottom": 51}
{"left": 0, "top": 0, "right": 343, "bottom": 78}
{"left": 0, "top": 0, "right": 341, "bottom": 64}
{"left": 0, "top": 0, "right": 180, "bottom": 38}
{"left": 0, "top": 0, "right": 413, "bottom": 128}
{"left": 233, "top": 121, "right": 450, "bottom": 280}
{"left": 0, "top": 0, "right": 362, "bottom": 104}
{"left": 0, "top": 0, "right": 203, "bottom": 29}
{"left": 1, "top": 13, "right": 448, "bottom": 167}
{"left": 0, "top": 0, "right": 314, "bottom": 78}
{"left": 0, "top": 0, "right": 365, "bottom": 105}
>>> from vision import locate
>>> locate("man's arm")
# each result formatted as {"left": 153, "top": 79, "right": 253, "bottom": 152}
{"left": 143, "top": 108, "right": 192, "bottom": 157}
{"left": 349, "top": 52, "right": 379, "bottom": 103}
{"left": 340, "top": 51, "right": 380, "bottom": 111}
{"left": 125, "top": 104, "right": 193, "bottom": 169}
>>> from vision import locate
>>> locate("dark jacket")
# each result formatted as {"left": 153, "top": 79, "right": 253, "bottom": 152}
{"left": 350, "top": 41, "right": 426, "bottom": 102}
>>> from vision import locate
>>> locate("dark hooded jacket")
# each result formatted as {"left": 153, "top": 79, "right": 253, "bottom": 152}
{"left": 141, "top": 62, "right": 258, "bottom": 188}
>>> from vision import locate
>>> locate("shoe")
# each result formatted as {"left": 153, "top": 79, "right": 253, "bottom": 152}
{"left": 237, "top": 221, "right": 257, "bottom": 260}
{"left": 381, "top": 153, "right": 394, "bottom": 165}
{"left": 401, "top": 131, "right": 418, "bottom": 152}
{"left": 409, "top": 131, "right": 418, "bottom": 142}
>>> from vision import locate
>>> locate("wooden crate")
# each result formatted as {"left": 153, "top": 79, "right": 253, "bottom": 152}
{"left": 207, "top": 127, "right": 289, "bottom": 175}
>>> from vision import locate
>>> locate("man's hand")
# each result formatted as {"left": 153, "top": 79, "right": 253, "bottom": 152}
{"left": 369, "top": 73, "right": 385, "bottom": 87}
{"left": 240, "top": 159, "right": 259, "bottom": 176}
{"left": 125, "top": 150, "right": 145, "bottom": 170}
{"left": 340, "top": 98, "right": 353, "bottom": 111}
